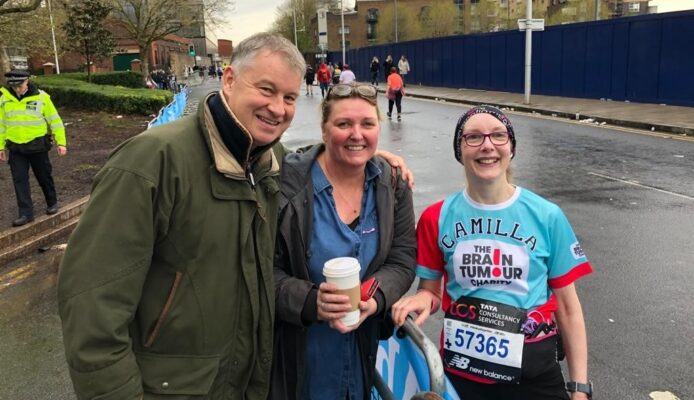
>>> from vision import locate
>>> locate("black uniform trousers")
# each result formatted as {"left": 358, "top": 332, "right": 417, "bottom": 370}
{"left": 8, "top": 150, "right": 57, "bottom": 218}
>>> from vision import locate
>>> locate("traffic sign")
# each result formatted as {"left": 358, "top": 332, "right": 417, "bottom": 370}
{"left": 517, "top": 18, "right": 545, "bottom": 31}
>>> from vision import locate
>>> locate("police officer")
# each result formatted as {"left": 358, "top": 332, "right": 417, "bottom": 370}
{"left": 0, "top": 70, "right": 67, "bottom": 226}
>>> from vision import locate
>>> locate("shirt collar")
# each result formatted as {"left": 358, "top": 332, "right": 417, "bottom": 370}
{"left": 312, "top": 158, "right": 382, "bottom": 194}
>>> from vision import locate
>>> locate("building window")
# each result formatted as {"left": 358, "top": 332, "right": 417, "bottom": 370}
{"left": 338, "top": 26, "right": 350, "bottom": 34}
{"left": 367, "top": 8, "right": 379, "bottom": 22}
{"left": 628, "top": 2, "right": 640, "bottom": 12}
{"left": 367, "top": 23, "right": 376, "bottom": 40}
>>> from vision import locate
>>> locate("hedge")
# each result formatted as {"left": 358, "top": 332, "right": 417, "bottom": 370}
{"left": 34, "top": 73, "right": 172, "bottom": 115}
{"left": 40, "top": 71, "right": 145, "bottom": 88}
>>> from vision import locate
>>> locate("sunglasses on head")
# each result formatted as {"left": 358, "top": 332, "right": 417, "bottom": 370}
{"left": 326, "top": 84, "right": 378, "bottom": 102}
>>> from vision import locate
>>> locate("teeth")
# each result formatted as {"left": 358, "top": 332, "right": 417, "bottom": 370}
{"left": 346, "top": 145, "right": 366, "bottom": 150}
{"left": 478, "top": 159, "right": 497, "bottom": 164}
{"left": 258, "top": 116, "right": 279, "bottom": 125}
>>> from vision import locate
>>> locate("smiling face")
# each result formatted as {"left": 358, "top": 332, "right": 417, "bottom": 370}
{"left": 222, "top": 51, "right": 302, "bottom": 147}
{"left": 322, "top": 98, "right": 380, "bottom": 170}
{"left": 460, "top": 113, "right": 513, "bottom": 186}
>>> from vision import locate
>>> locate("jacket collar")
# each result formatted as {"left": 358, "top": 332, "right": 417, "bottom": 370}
{"left": 0, "top": 82, "right": 39, "bottom": 102}
{"left": 281, "top": 144, "right": 386, "bottom": 200}
{"left": 199, "top": 91, "right": 280, "bottom": 180}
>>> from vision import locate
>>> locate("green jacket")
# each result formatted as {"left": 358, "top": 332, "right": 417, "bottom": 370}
{"left": 0, "top": 84, "right": 66, "bottom": 150}
{"left": 58, "top": 92, "right": 287, "bottom": 400}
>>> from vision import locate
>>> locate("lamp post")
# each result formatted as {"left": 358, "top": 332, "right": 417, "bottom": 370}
{"left": 292, "top": 1, "right": 298, "bottom": 46}
{"left": 47, "top": 0, "right": 60, "bottom": 74}
{"left": 394, "top": 0, "right": 399, "bottom": 43}
{"left": 523, "top": 0, "right": 532, "bottom": 104}
{"left": 340, "top": 0, "right": 346, "bottom": 65}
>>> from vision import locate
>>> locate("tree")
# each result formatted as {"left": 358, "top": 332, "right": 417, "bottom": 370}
{"left": 270, "top": 0, "right": 319, "bottom": 52}
{"left": 0, "top": 0, "right": 44, "bottom": 73}
{"left": 375, "top": 3, "right": 421, "bottom": 44}
{"left": 545, "top": 0, "right": 611, "bottom": 26}
{"left": 420, "top": 2, "right": 458, "bottom": 39}
{"left": 471, "top": 0, "right": 503, "bottom": 33}
{"left": 63, "top": 0, "right": 115, "bottom": 82}
{"left": 107, "top": 0, "right": 231, "bottom": 79}
{"left": 0, "top": 0, "right": 41, "bottom": 15}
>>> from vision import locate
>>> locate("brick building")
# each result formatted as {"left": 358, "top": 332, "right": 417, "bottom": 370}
{"left": 316, "top": 0, "right": 655, "bottom": 53}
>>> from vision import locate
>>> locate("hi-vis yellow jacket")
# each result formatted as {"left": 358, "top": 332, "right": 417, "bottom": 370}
{"left": 0, "top": 85, "right": 66, "bottom": 151}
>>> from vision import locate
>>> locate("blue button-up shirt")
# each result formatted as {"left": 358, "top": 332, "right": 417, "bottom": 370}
{"left": 302, "top": 159, "right": 381, "bottom": 400}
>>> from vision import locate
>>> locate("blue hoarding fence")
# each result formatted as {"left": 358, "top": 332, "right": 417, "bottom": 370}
{"left": 331, "top": 10, "right": 694, "bottom": 107}
{"left": 147, "top": 86, "right": 189, "bottom": 129}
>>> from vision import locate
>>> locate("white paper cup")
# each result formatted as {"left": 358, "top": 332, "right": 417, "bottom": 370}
{"left": 323, "top": 257, "right": 361, "bottom": 326}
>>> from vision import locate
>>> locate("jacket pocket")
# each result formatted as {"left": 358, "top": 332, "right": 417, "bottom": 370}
{"left": 136, "top": 352, "right": 220, "bottom": 395}
{"left": 144, "top": 271, "right": 183, "bottom": 348}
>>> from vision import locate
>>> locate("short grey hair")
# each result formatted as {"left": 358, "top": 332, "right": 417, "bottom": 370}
{"left": 231, "top": 32, "right": 305, "bottom": 76}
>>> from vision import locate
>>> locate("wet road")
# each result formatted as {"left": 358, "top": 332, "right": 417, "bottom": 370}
{"left": 1, "top": 83, "right": 692, "bottom": 399}
{"left": 286, "top": 91, "right": 694, "bottom": 399}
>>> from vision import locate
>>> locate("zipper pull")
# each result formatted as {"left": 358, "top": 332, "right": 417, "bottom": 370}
{"left": 248, "top": 170, "right": 256, "bottom": 188}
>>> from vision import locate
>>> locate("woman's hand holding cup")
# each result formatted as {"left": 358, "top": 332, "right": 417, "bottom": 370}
{"left": 328, "top": 297, "right": 378, "bottom": 334}
{"left": 317, "top": 282, "right": 353, "bottom": 323}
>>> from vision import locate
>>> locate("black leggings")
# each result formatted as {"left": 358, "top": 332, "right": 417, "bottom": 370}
{"left": 388, "top": 92, "right": 402, "bottom": 114}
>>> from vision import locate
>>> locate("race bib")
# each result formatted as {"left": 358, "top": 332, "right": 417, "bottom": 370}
{"left": 443, "top": 296, "right": 526, "bottom": 384}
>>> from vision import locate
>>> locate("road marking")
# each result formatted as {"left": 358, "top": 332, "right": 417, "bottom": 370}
{"left": 588, "top": 171, "right": 694, "bottom": 201}
{"left": 0, "top": 261, "right": 39, "bottom": 292}
{"left": 649, "top": 391, "right": 681, "bottom": 400}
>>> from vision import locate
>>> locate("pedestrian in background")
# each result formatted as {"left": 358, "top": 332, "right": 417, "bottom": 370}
{"left": 370, "top": 56, "right": 380, "bottom": 86}
{"left": 317, "top": 62, "right": 332, "bottom": 98}
{"left": 392, "top": 105, "right": 593, "bottom": 400}
{"left": 305, "top": 64, "right": 315, "bottom": 96}
{"left": 0, "top": 70, "right": 67, "bottom": 227}
{"left": 386, "top": 67, "right": 405, "bottom": 121}
{"left": 398, "top": 55, "right": 410, "bottom": 87}
{"left": 383, "top": 55, "right": 394, "bottom": 80}
{"left": 338, "top": 63, "right": 355, "bottom": 84}
{"left": 270, "top": 82, "right": 416, "bottom": 400}
{"left": 332, "top": 64, "right": 342, "bottom": 85}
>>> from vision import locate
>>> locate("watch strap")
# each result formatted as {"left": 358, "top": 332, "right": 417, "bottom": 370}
{"left": 565, "top": 381, "right": 592, "bottom": 398}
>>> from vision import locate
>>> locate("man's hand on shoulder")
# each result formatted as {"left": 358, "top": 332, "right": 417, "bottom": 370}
{"left": 375, "top": 149, "right": 415, "bottom": 188}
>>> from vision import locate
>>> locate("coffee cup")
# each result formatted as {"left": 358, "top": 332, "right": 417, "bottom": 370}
{"left": 323, "top": 257, "right": 361, "bottom": 326}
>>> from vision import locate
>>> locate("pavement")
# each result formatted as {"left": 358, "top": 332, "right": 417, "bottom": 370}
{"left": 2, "top": 77, "right": 692, "bottom": 266}
{"left": 384, "top": 84, "right": 694, "bottom": 136}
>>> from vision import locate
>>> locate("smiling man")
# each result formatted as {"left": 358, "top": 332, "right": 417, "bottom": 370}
{"left": 57, "top": 33, "right": 305, "bottom": 400}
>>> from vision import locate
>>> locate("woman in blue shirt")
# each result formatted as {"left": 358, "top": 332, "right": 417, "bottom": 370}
{"left": 269, "top": 83, "right": 417, "bottom": 400}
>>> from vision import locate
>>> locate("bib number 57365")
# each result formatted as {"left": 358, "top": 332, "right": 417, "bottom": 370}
{"left": 455, "top": 328, "right": 510, "bottom": 358}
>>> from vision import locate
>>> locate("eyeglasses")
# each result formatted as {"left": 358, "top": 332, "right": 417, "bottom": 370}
{"left": 326, "top": 84, "right": 378, "bottom": 102}
{"left": 461, "top": 131, "right": 510, "bottom": 147}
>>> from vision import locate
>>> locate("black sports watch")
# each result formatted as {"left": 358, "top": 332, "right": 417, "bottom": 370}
{"left": 565, "top": 381, "right": 593, "bottom": 398}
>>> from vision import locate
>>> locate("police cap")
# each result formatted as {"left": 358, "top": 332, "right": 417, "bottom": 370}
{"left": 4, "top": 69, "right": 30, "bottom": 86}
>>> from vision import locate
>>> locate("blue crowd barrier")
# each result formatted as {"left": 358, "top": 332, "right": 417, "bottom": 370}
{"left": 373, "top": 319, "right": 460, "bottom": 400}
{"left": 147, "top": 88, "right": 189, "bottom": 129}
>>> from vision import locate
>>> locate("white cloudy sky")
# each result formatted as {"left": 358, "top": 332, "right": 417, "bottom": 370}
{"left": 213, "top": 0, "right": 692, "bottom": 43}
{"left": 212, "top": 0, "right": 357, "bottom": 43}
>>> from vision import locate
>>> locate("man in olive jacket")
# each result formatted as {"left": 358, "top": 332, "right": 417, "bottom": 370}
{"left": 57, "top": 33, "right": 306, "bottom": 400}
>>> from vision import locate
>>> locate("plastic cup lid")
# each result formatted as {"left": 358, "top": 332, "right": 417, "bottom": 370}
{"left": 323, "top": 257, "right": 360, "bottom": 278}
